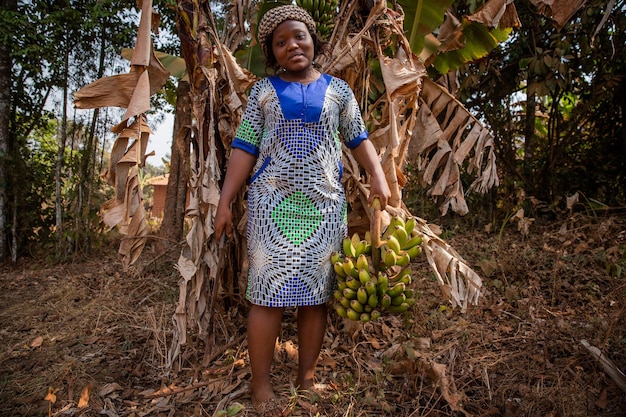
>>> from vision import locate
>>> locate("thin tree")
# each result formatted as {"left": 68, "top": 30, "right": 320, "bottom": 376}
{"left": 0, "top": 0, "right": 16, "bottom": 261}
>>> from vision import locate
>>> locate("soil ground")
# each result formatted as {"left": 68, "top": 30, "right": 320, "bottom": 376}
{"left": 1, "top": 214, "right": 625, "bottom": 417}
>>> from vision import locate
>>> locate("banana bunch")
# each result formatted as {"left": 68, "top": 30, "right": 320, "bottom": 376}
{"left": 295, "top": 0, "right": 338, "bottom": 40}
{"left": 331, "top": 216, "right": 424, "bottom": 323}
{"left": 378, "top": 216, "right": 423, "bottom": 270}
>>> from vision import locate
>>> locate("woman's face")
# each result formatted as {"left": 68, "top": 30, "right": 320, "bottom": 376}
{"left": 271, "top": 20, "right": 315, "bottom": 74}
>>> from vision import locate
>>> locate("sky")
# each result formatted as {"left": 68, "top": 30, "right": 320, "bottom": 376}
{"left": 146, "top": 113, "right": 174, "bottom": 169}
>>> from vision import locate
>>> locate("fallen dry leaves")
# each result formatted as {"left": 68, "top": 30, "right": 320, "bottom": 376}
{"left": 0, "top": 214, "right": 625, "bottom": 416}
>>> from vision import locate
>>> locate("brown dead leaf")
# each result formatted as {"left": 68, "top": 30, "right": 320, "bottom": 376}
{"left": 44, "top": 387, "right": 56, "bottom": 403}
{"left": 595, "top": 387, "right": 608, "bottom": 409}
{"left": 99, "top": 383, "right": 123, "bottom": 397}
{"left": 83, "top": 336, "right": 99, "bottom": 345}
{"left": 30, "top": 336, "right": 43, "bottom": 348}
{"left": 77, "top": 385, "right": 90, "bottom": 408}
{"left": 466, "top": 0, "right": 521, "bottom": 29}
{"left": 477, "top": 258, "right": 498, "bottom": 277}
{"left": 529, "top": 0, "right": 586, "bottom": 30}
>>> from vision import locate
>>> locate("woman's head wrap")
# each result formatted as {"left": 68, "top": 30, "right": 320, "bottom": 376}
{"left": 257, "top": 5, "right": 317, "bottom": 57}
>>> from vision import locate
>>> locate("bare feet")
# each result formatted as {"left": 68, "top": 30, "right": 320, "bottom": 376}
{"left": 252, "top": 396, "right": 287, "bottom": 417}
{"left": 295, "top": 377, "right": 314, "bottom": 391}
{"left": 252, "top": 386, "right": 288, "bottom": 417}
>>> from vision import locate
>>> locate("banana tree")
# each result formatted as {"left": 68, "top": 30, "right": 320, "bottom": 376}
{"left": 167, "top": 0, "right": 526, "bottom": 368}
{"left": 73, "top": 0, "right": 585, "bottom": 367}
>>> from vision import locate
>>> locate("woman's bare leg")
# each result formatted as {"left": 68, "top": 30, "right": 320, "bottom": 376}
{"left": 295, "top": 304, "right": 328, "bottom": 390}
{"left": 248, "top": 304, "right": 284, "bottom": 409}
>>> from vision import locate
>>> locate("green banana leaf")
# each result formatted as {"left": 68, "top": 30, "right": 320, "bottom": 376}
{"left": 432, "top": 21, "right": 511, "bottom": 74}
{"left": 397, "top": 0, "right": 455, "bottom": 57}
{"left": 398, "top": 0, "right": 514, "bottom": 75}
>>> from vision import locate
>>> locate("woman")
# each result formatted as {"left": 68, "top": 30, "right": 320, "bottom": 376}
{"left": 214, "top": 5, "right": 390, "bottom": 416}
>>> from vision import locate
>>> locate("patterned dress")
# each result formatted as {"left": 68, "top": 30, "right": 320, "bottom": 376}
{"left": 231, "top": 74, "right": 368, "bottom": 307}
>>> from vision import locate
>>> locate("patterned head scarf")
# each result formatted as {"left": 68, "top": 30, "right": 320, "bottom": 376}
{"left": 257, "top": 5, "right": 317, "bottom": 58}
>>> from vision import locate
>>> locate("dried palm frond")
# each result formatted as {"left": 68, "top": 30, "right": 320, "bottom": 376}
{"left": 74, "top": 0, "right": 169, "bottom": 270}
{"left": 320, "top": 1, "right": 486, "bottom": 308}
{"left": 170, "top": 0, "right": 258, "bottom": 367}
{"left": 412, "top": 77, "right": 499, "bottom": 216}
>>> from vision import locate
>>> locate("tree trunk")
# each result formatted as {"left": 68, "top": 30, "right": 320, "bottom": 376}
{"left": 55, "top": 34, "right": 70, "bottom": 253}
{"left": 0, "top": 0, "right": 16, "bottom": 261}
{"left": 523, "top": 87, "right": 536, "bottom": 187}
{"left": 77, "top": 22, "right": 107, "bottom": 251}
{"left": 159, "top": 79, "right": 191, "bottom": 248}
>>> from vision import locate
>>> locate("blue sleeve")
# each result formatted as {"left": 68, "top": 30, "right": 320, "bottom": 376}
{"left": 336, "top": 78, "right": 369, "bottom": 149}
{"left": 232, "top": 81, "right": 265, "bottom": 155}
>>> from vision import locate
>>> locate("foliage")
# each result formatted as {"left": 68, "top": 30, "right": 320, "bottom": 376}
{"left": 457, "top": 0, "right": 626, "bottom": 218}
{"left": 2, "top": 0, "right": 179, "bottom": 260}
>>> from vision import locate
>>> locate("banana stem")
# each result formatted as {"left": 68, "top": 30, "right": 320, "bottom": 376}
{"left": 370, "top": 197, "right": 382, "bottom": 270}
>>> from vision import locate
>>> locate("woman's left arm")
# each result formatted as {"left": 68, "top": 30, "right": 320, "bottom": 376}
{"left": 350, "top": 140, "right": 391, "bottom": 209}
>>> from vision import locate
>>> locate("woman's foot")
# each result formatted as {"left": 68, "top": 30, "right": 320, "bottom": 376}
{"left": 252, "top": 386, "right": 289, "bottom": 417}
{"left": 295, "top": 377, "right": 314, "bottom": 391}
{"left": 252, "top": 395, "right": 288, "bottom": 417}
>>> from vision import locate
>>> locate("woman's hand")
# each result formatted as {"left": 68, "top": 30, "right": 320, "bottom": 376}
{"left": 369, "top": 171, "right": 391, "bottom": 209}
{"left": 214, "top": 203, "right": 234, "bottom": 240}
{"left": 350, "top": 140, "right": 391, "bottom": 209}
{"left": 212, "top": 148, "right": 258, "bottom": 240}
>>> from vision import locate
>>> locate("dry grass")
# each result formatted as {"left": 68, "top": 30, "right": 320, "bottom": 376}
{"left": 1, "top": 214, "right": 625, "bottom": 416}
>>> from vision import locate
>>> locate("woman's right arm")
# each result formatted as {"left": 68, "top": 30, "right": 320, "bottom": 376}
{"left": 214, "top": 148, "right": 258, "bottom": 239}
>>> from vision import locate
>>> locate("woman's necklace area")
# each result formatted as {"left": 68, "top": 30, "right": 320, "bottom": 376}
{"left": 281, "top": 68, "right": 320, "bottom": 84}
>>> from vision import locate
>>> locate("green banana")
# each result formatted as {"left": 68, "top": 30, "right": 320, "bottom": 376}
{"left": 385, "top": 235, "right": 402, "bottom": 255}
{"left": 383, "top": 216, "right": 405, "bottom": 239}
{"left": 334, "top": 261, "right": 347, "bottom": 278}
{"left": 368, "top": 293, "right": 379, "bottom": 309}
{"left": 389, "top": 267, "right": 411, "bottom": 283}
{"left": 330, "top": 251, "right": 342, "bottom": 265}
{"left": 356, "top": 254, "right": 369, "bottom": 271}
{"left": 401, "top": 234, "right": 423, "bottom": 251}
{"left": 385, "top": 303, "right": 409, "bottom": 313}
{"left": 387, "top": 282, "right": 406, "bottom": 298}
{"left": 360, "top": 312, "right": 371, "bottom": 323}
{"left": 357, "top": 287, "right": 368, "bottom": 305}
{"left": 342, "top": 237, "right": 355, "bottom": 258}
{"left": 339, "top": 296, "right": 351, "bottom": 309}
{"left": 346, "top": 308, "right": 361, "bottom": 321}
{"left": 342, "top": 257, "right": 358, "bottom": 278}
{"left": 354, "top": 240, "right": 367, "bottom": 257}
{"left": 391, "top": 225, "right": 409, "bottom": 248}
{"left": 360, "top": 240, "right": 372, "bottom": 254}
{"left": 383, "top": 248, "right": 398, "bottom": 268}
{"left": 376, "top": 273, "right": 389, "bottom": 295}
{"left": 345, "top": 276, "right": 361, "bottom": 290}
{"left": 391, "top": 293, "right": 406, "bottom": 306}
{"left": 350, "top": 299, "right": 364, "bottom": 313}
{"left": 396, "top": 252, "right": 410, "bottom": 267}
{"left": 370, "top": 310, "right": 381, "bottom": 321}
{"left": 343, "top": 288, "right": 357, "bottom": 300}
{"left": 365, "top": 280, "right": 377, "bottom": 296}
{"left": 405, "top": 245, "right": 422, "bottom": 259}
{"left": 404, "top": 217, "right": 417, "bottom": 236}
{"left": 334, "top": 304, "right": 348, "bottom": 318}
{"left": 381, "top": 293, "right": 392, "bottom": 309}
{"left": 358, "top": 268, "right": 371, "bottom": 286}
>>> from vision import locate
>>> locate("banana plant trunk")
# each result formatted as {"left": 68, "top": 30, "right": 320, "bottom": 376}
{"left": 171, "top": 0, "right": 253, "bottom": 367}
{"left": 168, "top": 0, "right": 526, "bottom": 365}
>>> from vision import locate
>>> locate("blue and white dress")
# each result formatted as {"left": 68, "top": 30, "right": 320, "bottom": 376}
{"left": 231, "top": 74, "right": 368, "bottom": 307}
